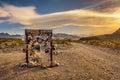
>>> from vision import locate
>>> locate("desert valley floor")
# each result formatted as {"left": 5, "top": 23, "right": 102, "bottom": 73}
{"left": 0, "top": 43, "right": 120, "bottom": 80}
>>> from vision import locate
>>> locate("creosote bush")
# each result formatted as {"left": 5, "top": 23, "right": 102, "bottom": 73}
{"left": 0, "top": 38, "right": 25, "bottom": 46}
{"left": 53, "top": 39, "right": 71, "bottom": 45}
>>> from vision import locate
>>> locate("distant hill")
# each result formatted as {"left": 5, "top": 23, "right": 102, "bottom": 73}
{"left": 112, "top": 28, "right": 120, "bottom": 36}
{"left": 0, "top": 32, "right": 22, "bottom": 38}
{"left": 0, "top": 32, "right": 80, "bottom": 39}
{"left": 80, "top": 28, "right": 120, "bottom": 40}
{"left": 53, "top": 33, "right": 80, "bottom": 39}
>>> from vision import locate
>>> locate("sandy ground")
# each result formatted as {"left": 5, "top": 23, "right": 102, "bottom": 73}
{"left": 0, "top": 43, "right": 120, "bottom": 80}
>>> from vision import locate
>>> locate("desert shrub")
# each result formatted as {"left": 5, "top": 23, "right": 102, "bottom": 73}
{"left": 0, "top": 38, "right": 25, "bottom": 46}
{"left": 0, "top": 38, "right": 25, "bottom": 52}
{"left": 53, "top": 39, "right": 71, "bottom": 45}
{"left": 74, "top": 38, "right": 120, "bottom": 49}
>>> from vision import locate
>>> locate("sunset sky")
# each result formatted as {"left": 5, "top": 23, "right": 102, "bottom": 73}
{"left": 0, "top": 0, "right": 120, "bottom": 36}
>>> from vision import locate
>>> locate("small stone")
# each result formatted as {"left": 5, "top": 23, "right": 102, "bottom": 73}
{"left": 27, "top": 62, "right": 35, "bottom": 68}
{"left": 19, "top": 63, "right": 27, "bottom": 67}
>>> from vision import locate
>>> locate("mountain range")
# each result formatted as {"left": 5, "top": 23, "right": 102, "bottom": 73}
{"left": 1, "top": 28, "right": 120, "bottom": 40}
{"left": 0, "top": 32, "right": 80, "bottom": 39}
{"left": 0, "top": 32, "right": 22, "bottom": 38}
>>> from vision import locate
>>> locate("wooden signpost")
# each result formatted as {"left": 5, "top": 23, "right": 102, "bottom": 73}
{"left": 25, "top": 29, "right": 53, "bottom": 67}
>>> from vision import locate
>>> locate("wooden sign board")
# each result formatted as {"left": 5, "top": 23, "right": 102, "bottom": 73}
{"left": 25, "top": 29, "right": 52, "bottom": 43}
{"left": 25, "top": 29, "right": 52, "bottom": 36}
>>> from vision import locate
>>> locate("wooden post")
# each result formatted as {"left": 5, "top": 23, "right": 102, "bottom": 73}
{"left": 26, "top": 45, "right": 29, "bottom": 64}
{"left": 25, "top": 29, "right": 29, "bottom": 64}
{"left": 50, "top": 33, "right": 53, "bottom": 67}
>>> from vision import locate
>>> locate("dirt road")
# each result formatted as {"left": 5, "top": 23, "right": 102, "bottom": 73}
{"left": 0, "top": 43, "right": 120, "bottom": 80}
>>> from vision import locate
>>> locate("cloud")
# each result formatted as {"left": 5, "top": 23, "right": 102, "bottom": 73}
{"left": 87, "top": 0, "right": 120, "bottom": 13}
{"left": 0, "top": 8, "right": 9, "bottom": 17}
{"left": 0, "top": 4, "right": 40, "bottom": 24}
{"left": 0, "top": 1, "right": 120, "bottom": 35}
{"left": 26, "top": 9, "right": 120, "bottom": 29}
{"left": 0, "top": 20, "right": 5, "bottom": 23}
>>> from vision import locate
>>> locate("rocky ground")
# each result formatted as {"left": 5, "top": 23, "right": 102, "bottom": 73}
{"left": 0, "top": 43, "right": 120, "bottom": 80}
{"left": 0, "top": 44, "right": 23, "bottom": 53}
